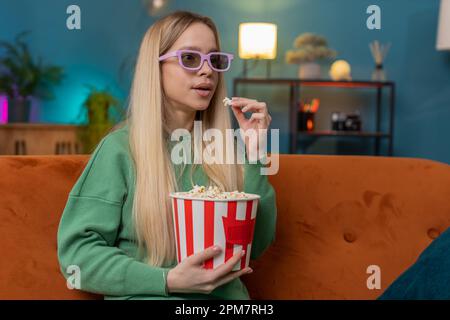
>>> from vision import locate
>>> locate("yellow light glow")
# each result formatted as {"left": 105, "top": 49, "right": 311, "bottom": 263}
{"left": 239, "top": 23, "right": 277, "bottom": 59}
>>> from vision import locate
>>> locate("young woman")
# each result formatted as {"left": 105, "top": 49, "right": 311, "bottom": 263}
{"left": 57, "top": 10, "right": 277, "bottom": 300}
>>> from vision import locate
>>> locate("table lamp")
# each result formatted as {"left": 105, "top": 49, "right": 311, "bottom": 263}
{"left": 437, "top": 0, "right": 450, "bottom": 51}
{"left": 238, "top": 23, "right": 277, "bottom": 78}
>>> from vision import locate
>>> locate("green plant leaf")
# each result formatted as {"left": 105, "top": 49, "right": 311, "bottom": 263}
{"left": 0, "top": 31, "right": 64, "bottom": 100}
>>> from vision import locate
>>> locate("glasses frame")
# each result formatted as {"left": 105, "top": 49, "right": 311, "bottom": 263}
{"left": 158, "top": 49, "right": 234, "bottom": 72}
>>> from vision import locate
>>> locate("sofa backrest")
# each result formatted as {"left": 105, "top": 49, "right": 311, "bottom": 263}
{"left": 246, "top": 154, "right": 450, "bottom": 299}
{"left": 0, "top": 154, "right": 449, "bottom": 299}
{"left": 0, "top": 155, "right": 99, "bottom": 299}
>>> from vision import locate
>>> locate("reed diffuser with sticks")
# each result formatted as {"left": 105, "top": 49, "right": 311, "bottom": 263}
{"left": 369, "top": 40, "right": 391, "bottom": 81}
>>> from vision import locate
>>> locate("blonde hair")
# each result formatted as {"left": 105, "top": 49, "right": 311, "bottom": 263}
{"left": 117, "top": 11, "right": 244, "bottom": 267}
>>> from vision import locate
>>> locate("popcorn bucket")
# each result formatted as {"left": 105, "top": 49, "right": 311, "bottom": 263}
{"left": 169, "top": 192, "right": 260, "bottom": 271}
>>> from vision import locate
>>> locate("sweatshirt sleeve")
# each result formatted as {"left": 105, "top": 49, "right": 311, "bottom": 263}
{"left": 243, "top": 157, "right": 277, "bottom": 260}
{"left": 57, "top": 133, "right": 171, "bottom": 297}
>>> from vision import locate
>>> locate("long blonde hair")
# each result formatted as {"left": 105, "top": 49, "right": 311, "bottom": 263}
{"left": 118, "top": 11, "right": 244, "bottom": 267}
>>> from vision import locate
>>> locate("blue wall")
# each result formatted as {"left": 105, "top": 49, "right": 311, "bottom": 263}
{"left": 1, "top": 0, "right": 449, "bottom": 163}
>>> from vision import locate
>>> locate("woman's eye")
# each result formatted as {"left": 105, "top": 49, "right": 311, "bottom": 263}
{"left": 183, "top": 54, "right": 195, "bottom": 60}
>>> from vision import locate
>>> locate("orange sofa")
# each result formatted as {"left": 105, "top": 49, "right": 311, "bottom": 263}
{"left": 1, "top": 154, "right": 449, "bottom": 300}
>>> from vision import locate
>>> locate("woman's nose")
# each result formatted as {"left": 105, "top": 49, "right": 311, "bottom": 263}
{"left": 198, "top": 59, "right": 213, "bottom": 76}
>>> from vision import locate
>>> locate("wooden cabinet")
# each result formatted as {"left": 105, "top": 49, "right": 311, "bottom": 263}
{"left": 0, "top": 123, "right": 85, "bottom": 155}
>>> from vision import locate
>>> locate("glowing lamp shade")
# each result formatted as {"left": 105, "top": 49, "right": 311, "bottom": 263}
{"left": 437, "top": 0, "right": 450, "bottom": 51}
{"left": 239, "top": 23, "right": 277, "bottom": 59}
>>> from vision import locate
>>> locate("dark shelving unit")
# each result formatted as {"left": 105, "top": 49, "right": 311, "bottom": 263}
{"left": 232, "top": 78, "right": 396, "bottom": 156}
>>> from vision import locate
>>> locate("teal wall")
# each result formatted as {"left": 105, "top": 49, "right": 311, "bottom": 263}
{"left": 1, "top": 0, "right": 449, "bottom": 163}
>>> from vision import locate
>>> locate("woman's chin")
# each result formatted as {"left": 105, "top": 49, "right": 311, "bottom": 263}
{"left": 195, "top": 103, "right": 210, "bottom": 111}
{"left": 189, "top": 98, "right": 212, "bottom": 111}
{"left": 189, "top": 90, "right": 215, "bottom": 110}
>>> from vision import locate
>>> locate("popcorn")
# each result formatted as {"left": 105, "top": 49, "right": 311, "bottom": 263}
{"left": 223, "top": 97, "right": 233, "bottom": 107}
{"left": 178, "top": 184, "right": 251, "bottom": 200}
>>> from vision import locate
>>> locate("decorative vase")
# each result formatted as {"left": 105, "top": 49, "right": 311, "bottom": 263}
{"left": 8, "top": 98, "right": 31, "bottom": 123}
{"left": 298, "top": 62, "right": 321, "bottom": 79}
{"left": 371, "top": 64, "right": 387, "bottom": 81}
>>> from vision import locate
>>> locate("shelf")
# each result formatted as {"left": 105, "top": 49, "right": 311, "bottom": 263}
{"left": 232, "top": 76, "right": 395, "bottom": 155}
{"left": 0, "top": 123, "right": 83, "bottom": 155}
{"left": 234, "top": 78, "right": 394, "bottom": 88}
{"left": 298, "top": 130, "right": 390, "bottom": 138}
{"left": 298, "top": 81, "right": 392, "bottom": 88}
{"left": 0, "top": 123, "right": 82, "bottom": 130}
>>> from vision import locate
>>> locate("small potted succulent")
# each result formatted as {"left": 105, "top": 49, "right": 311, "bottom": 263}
{"left": 76, "top": 85, "right": 123, "bottom": 154}
{"left": 285, "top": 33, "right": 337, "bottom": 79}
{"left": 0, "top": 31, "right": 64, "bottom": 122}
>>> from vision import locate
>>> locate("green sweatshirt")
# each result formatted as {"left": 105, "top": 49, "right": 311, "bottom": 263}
{"left": 57, "top": 124, "right": 277, "bottom": 300}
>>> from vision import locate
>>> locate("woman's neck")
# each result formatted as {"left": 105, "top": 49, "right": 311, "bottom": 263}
{"left": 167, "top": 108, "right": 197, "bottom": 133}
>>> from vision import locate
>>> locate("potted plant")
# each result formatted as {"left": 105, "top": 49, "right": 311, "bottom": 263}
{"left": 285, "top": 33, "right": 337, "bottom": 79}
{"left": 76, "top": 85, "right": 123, "bottom": 154}
{"left": 0, "top": 31, "right": 64, "bottom": 122}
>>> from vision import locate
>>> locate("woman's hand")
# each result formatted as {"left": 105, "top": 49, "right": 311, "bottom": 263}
{"left": 229, "top": 97, "right": 272, "bottom": 161}
{"left": 166, "top": 245, "right": 252, "bottom": 294}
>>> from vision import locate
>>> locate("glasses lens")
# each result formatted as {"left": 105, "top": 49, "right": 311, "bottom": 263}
{"left": 210, "top": 54, "right": 230, "bottom": 70}
{"left": 180, "top": 52, "right": 201, "bottom": 68}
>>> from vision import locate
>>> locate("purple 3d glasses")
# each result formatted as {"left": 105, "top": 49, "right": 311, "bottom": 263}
{"left": 158, "top": 49, "right": 234, "bottom": 72}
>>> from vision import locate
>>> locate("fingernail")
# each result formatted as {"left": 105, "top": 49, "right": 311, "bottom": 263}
{"left": 213, "top": 245, "right": 220, "bottom": 251}
{"left": 247, "top": 268, "right": 253, "bottom": 273}
{"left": 242, "top": 107, "right": 247, "bottom": 112}
{"left": 241, "top": 250, "right": 246, "bottom": 256}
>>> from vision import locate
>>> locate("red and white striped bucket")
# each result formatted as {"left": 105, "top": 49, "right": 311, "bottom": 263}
{"left": 169, "top": 193, "right": 260, "bottom": 271}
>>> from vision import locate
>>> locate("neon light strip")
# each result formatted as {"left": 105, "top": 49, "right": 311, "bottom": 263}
{"left": 0, "top": 95, "right": 8, "bottom": 124}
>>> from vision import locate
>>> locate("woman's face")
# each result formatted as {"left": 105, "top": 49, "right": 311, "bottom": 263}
{"left": 161, "top": 22, "right": 219, "bottom": 114}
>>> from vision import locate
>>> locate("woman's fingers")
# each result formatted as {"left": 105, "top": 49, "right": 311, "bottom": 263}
{"left": 230, "top": 105, "right": 246, "bottom": 123}
{"left": 231, "top": 100, "right": 257, "bottom": 108}
{"left": 241, "top": 102, "right": 267, "bottom": 114}
{"left": 229, "top": 97, "right": 272, "bottom": 129}
{"left": 211, "top": 250, "right": 245, "bottom": 279}
{"left": 189, "top": 245, "right": 221, "bottom": 265}
{"left": 232, "top": 97, "right": 257, "bottom": 105}
{"left": 231, "top": 100, "right": 265, "bottom": 113}
{"left": 231, "top": 100, "right": 269, "bottom": 120}
{"left": 195, "top": 249, "right": 252, "bottom": 293}
{"left": 249, "top": 113, "right": 266, "bottom": 122}
{"left": 213, "top": 267, "right": 252, "bottom": 289}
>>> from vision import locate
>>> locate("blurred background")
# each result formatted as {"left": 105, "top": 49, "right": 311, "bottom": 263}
{"left": 0, "top": 0, "right": 449, "bottom": 163}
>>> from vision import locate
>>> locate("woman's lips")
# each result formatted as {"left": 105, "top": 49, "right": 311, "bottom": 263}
{"left": 193, "top": 88, "right": 212, "bottom": 97}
